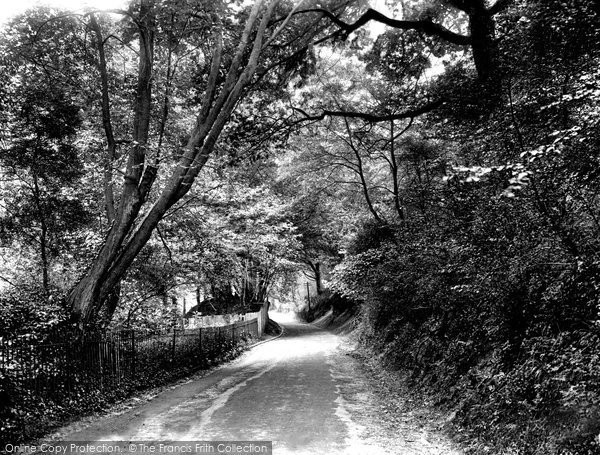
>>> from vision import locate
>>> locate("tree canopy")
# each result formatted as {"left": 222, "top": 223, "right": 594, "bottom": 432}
{"left": 2, "top": 0, "right": 600, "bottom": 450}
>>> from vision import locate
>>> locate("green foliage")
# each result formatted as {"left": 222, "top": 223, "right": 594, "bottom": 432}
{"left": 0, "top": 284, "right": 67, "bottom": 337}
{"left": 334, "top": 203, "right": 600, "bottom": 451}
{"left": 0, "top": 9, "right": 92, "bottom": 294}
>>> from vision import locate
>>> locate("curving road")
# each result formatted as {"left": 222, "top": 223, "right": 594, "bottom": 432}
{"left": 51, "top": 313, "right": 461, "bottom": 455}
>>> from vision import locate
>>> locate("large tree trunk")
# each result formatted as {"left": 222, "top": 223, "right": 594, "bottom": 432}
{"left": 468, "top": 1, "right": 499, "bottom": 84}
{"left": 313, "top": 262, "right": 322, "bottom": 295}
{"left": 69, "top": 0, "right": 157, "bottom": 324}
{"left": 68, "top": 0, "right": 284, "bottom": 326}
{"left": 305, "top": 260, "right": 323, "bottom": 295}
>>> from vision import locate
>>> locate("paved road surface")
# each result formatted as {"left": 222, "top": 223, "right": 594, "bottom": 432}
{"left": 52, "top": 313, "right": 461, "bottom": 455}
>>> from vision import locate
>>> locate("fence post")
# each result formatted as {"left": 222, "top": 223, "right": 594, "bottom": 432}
{"left": 171, "top": 329, "right": 177, "bottom": 363}
{"left": 98, "top": 335, "right": 104, "bottom": 391}
{"left": 198, "top": 327, "right": 202, "bottom": 355}
{"left": 131, "top": 331, "right": 136, "bottom": 376}
{"left": 116, "top": 332, "right": 121, "bottom": 385}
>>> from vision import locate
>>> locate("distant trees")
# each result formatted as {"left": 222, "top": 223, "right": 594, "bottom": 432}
{"left": 0, "top": 12, "right": 91, "bottom": 294}
{"left": 0, "top": 85, "right": 88, "bottom": 293}
{"left": 287, "top": 194, "right": 342, "bottom": 294}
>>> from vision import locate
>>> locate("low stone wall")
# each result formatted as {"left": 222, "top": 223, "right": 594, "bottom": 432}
{"left": 186, "top": 302, "right": 269, "bottom": 336}
{"left": 186, "top": 313, "right": 248, "bottom": 328}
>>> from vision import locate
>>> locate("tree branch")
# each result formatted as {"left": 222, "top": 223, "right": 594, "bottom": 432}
{"left": 488, "top": 0, "right": 514, "bottom": 15}
{"left": 156, "top": 224, "right": 173, "bottom": 266}
{"left": 197, "top": 28, "right": 223, "bottom": 125}
{"left": 263, "top": 0, "right": 306, "bottom": 49}
{"left": 0, "top": 273, "right": 17, "bottom": 288}
{"left": 302, "top": 8, "right": 471, "bottom": 45}
{"left": 292, "top": 99, "right": 444, "bottom": 123}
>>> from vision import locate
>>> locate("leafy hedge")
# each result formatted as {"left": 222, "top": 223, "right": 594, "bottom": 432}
{"left": 332, "top": 211, "right": 600, "bottom": 453}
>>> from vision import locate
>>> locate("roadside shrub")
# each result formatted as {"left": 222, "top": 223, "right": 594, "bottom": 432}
{"left": 333, "top": 196, "right": 600, "bottom": 453}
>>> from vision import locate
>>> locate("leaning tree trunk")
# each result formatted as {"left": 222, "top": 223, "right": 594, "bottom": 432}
{"left": 68, "top": 0, "right": 283, "bottom": 326}
{"left": 69, "top": 0, "right": 156, "bottom": 324}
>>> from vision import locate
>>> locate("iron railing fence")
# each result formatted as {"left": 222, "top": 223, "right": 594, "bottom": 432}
{"left": 0, "top": 318, "right": 258, "bottom": 403}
